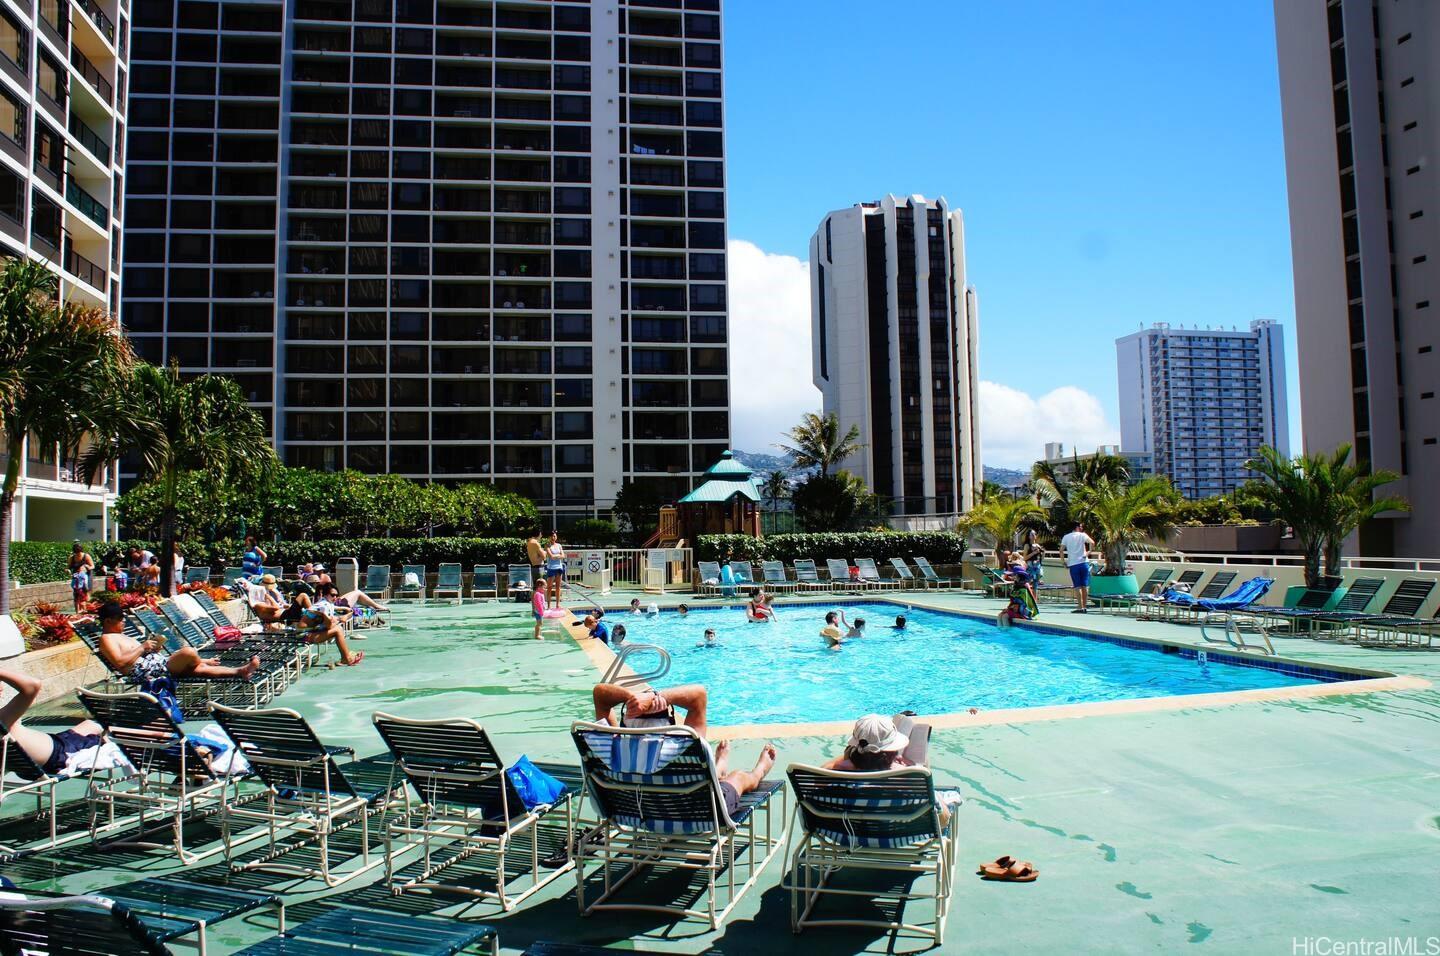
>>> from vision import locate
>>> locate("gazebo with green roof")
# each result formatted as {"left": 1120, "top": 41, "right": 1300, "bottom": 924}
{"left": 673, "top": 450, "right": 763, "bottom": 540}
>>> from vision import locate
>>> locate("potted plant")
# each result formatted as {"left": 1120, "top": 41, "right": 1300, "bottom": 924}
{"left": 956, "top": 496, "right": 1045, "bottom": 569}
{"left": 1070, "top": 477, "right": 1177, "bottom": 597}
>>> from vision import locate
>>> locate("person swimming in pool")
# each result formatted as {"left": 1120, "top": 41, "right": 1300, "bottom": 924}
{"left": 628, "top": 599, "right": 643, "bottom": 615}
{"left": 820, "top": 610, "right": 844, "bottom": 646}
{"left": 746, "top": 588, "right": 773, "bottom": 623}
{"left": 892, "top": 614, "right": 907, "bottom": 631}
{"left": 695, "top": 627, "right": 720, "bottom": 648}
{"left": 677, "top": 603, "right": 690, "bottom": 616}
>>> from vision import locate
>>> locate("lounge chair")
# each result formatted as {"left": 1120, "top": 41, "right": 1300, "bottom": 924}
{"left": 826, "top": 558, "right": 866, "bottom": 593}
{"left": 163, "top": 596, "right": 309, "bottom": 675}
{"left": 261, "top": 566, "right": 284, "bottom": 582}
{"left": 761, "top": 560, "right": 797, "bottom": 594}
{"left": 786, "top": 764, "right": 960, "bottom": 943}
{"left": 569, "top": 722, "right": 787, "bottom": 929}
{"left": 1304, "top": 577, "right": 1436, "bottom": 640}
{"left": 972, "top": 565, "right": 1008, "bottom": 595}
{"left": 87, "top": 876, "right": 285, "bottom": 954}
{"left": 1150, "top": 576, "right": 1271, "bottom": 625}
{"left": 222, "top": 567, "right": 244, "bottom": 586}
{"left": 183, "top": 566, "right": 210, "bottom": 585}
{"left": 1249, "top": 579, "right": 1361, "bottom": 630}
{"left": 1345, "top": 580, "right": 1440, "bottom": 647}
{"left": 729, "top": 560, "right": 756, "bottom": 587}
{"left": 854, "top": 557, "right": 900, "bottom": 591}
{"left": 373, "top": 712, "right": 579, "bottom": 908}
{"left": 396, "top": 564, "right": 428, "bottom": 601}
{"left": 888, "top": 557, "right": 922, "bottom": 590}
{"left": 211, "top": 703, "right": 403, "bottom": 887}
{"left": 72, "top": 619, "right": 252, "bottom": 704}
{"left": 695, "top": 560, "right": 723, "bottom": 596}
{"left": 139, "top": 606, "right": 293, "bottom": 701}
{"left": 0, "top": 716, "right": 121, "bottom": 852}
{"left": 1171, "top": 568, "right": 1205, "bottom": 590}
{"left": 1195, "top": 570, "right": 1238, "bottom": 600}
{"left": 912, "top": 556, "right": 955, "bottom": 589}
{"left": 792, "top": 559, "right": 829, "bottom": 592}
{"left": 0, "top": 895, "right": 498, "bottom": 956}
{"left": 433, "top": 562, "right": 463, "bottom": 601}
{"left": 507, "top": 564, "right": 534, "bottom": 596}
{"left": 77, "top": 688, "right": 246, "bottom": 864}
{"left": 1094, "top": 567, "right": 1172, "bottom": 612}
{"left": 471, "top": 564, "right": 499, "bottom": 599}
{"left": 237, "top": 907, "right": 500, "bottom": 956}
{"left": 364, "top": 563, "right": 393, "bottom": 600}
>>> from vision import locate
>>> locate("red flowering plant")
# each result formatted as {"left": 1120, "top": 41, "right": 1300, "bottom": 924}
{"left": 31, "top": 613, "right": 75, "bottom": 646}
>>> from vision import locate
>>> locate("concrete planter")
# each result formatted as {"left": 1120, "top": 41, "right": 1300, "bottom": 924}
{"left": 2, "top": 639, "right": 108, "bottom": 704}
{"left": 1283, "top": 585, "right": 1347, "bottom": 611}
{"left": 1089, "top": 573, "right": 1139, "bottom": 597}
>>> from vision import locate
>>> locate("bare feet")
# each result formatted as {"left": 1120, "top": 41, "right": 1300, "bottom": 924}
{"left": 714, "top": 739, "right": 731, "bottom": 774}
{"left": 237, "top": 656, "right": 260, "bottom": 679}
{"left": 753, "top": 743, "right": 777, "bottom": 778}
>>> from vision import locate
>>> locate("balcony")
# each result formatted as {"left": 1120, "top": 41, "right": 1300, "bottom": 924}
{"left": 63, "top": 236, "right": 105, "bottom": 289}
{"left": 73, "top": 0, "right": 115, "bottom": 43}
{"left": 66, "top": 179, "right": 108, "bottom": 227}
{"left": 70, "top": 46, "right": 112, "bottom": 104}
{"left": 68, "top": 113, "right": 110, "bottom": 165}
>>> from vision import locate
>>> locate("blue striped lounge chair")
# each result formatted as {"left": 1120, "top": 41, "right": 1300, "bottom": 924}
{"left": 696, "top": 561, "right": 722, "bottom": 596}
{"left": 762, "top": 560, "right": 797, "bottom": 594}
{"left": 786, "top": 763, "right": 960, "bottom": 944}
{"left": 183, "top": 566, "right": 210, "bottom": 585}
{"left": 507, "top": 564, "right": 533, "bottom": 596}
{"left": 373, "top": 713, "right": 579, "bottom": 909}
{"left": 363, "top": 564, "right": 393, "bottom": 600}
{"left": 395, "top": 564, "right": 428, "bottom": 601}
{"left": 792, "top": 559, "right": 829, "bottom": 592}
{"left": 211, "top": 704, "right": 404, "bottom": 887}
{"left": 78, "top": 688, "right": 246, "bottom": 864}
{"left": 432, "top": 562, "right": 463, "bottom": 601}
{"left": 470, "top": 564, "right": 499, "bottom": 599}
{"left": 569, "top": 722, "right": 787, "bottom": 929}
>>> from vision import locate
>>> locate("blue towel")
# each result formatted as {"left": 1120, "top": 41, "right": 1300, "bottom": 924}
{"left": 1194, "top": 577, "right": 1274, "bottom": 611}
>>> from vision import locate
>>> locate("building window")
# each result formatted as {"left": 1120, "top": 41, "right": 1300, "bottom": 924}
{"left": 0, "top": 8, "right": 27, "bottom": 71}
{"left": 37, "top": 52, "right": 65, "bottom": 108}
{"left": 0, "top": 86, "right": 23, "bottom": 147}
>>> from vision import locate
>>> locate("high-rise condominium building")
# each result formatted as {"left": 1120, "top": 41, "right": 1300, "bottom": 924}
{"left": 1116, "top": 321, "right": 1289, "bottom": 500}
{"left": 0, "top": 0, "right": 127, "bottom": 541}
{"left": 121, "top": 0, "right": 730, "bottom": 522}
{"left": 809, "top": 195, "right": 980, "bottom": 516}
{"left": 1274, "top": 0, "right": 1436, "bottom": 555}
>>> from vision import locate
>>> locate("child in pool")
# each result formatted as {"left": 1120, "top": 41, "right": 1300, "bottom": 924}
{"left": 677, "top": 603, "right": 689, "bottom": 616}
{"left": 629, "top": 599, "right": 643, "bottom": 615}
{"left": 892, "top": 615, "right": 907, "bottom": 631}
{"left": 695, "top": 628, "right": 719, "bottom": 648}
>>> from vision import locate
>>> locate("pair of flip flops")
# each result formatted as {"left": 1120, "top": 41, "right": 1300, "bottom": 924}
{"left": 978, "top": 855, "right": 1039, "bottom": 882}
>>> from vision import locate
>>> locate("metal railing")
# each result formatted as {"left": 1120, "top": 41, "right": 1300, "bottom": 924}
{"left": 69, "top": 46, "right": 112, "bottom": 103}
{"left": 72, "top": 0, "right": 114, "bottom": 42}
{"left": 554, "top": 547, "right": 694, "bottom": 588}
{"left": 63, "top": 236, "right": 105, "bottom": 288}
{"left": 65, "top": 179, "right": 108, "bottom": 227}
{"left": 601, "top": 644, "right": 670, "bottom": 688}
{"left": 67, "top": 112, "right": 110, "bottom": 164}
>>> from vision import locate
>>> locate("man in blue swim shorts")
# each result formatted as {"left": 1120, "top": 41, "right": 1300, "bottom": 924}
{"left": 1060, "top": 521, "right": 1096, "bottom": 614}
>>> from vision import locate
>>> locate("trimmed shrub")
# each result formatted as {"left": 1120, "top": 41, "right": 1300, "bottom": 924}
{"left": 696, "top": 532, "right": 968, "bottom": 565}
{"left": 568, "top": 519, "right": 620, "bottom": 548}
{"left": 6, "top": 541, "right": 75, "bottom": 586}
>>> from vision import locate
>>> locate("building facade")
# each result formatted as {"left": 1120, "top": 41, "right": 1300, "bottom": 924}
{"left": 1116, "top": 321, "right": 1289, "bottom": 499}
{"left": 121, "top": 0, "right": 729, "bottom": 523}
{"left": 0, "top": 0, "right": 127, "bottom": 541}
{"left": 1274, "top": 0, "right": 1436, "bottom": 555}
{"left": 809, "top": 195, "right": 980, "bottom": 516}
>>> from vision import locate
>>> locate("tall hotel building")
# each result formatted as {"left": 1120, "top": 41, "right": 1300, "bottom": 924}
{"left": 0, "top": 0, "right": 126, "bottom": 540}
{"left": 1116, "top": 322, "right": 1289, "bottom": 500}
{"left": 809, "top": 195, "right": 980, "bottom": 516}
{"left": 1274, "top": 1, "right": 1436, "bottom": 555}
{"left": 121, "top": 0, "right": 730, "bottom": 520}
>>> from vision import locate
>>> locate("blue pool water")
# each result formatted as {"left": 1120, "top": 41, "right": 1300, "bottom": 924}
{"left": 605, "top": 602, "right": 1340, "bottom": 726}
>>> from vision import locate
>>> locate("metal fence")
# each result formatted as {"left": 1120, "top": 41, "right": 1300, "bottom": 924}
{"left": 559, "top": 547, "right": 693, "bottom": 589}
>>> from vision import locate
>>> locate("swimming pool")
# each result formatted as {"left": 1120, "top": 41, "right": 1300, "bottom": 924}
{"left": 604, "top": 602, "right": 1351, "bottom": 726}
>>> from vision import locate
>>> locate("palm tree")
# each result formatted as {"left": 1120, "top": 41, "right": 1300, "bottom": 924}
{"left": 1321, "top": 446, "right": 1408, "bottom": 579}
{"left": 1031, "top": 451, "right": 1132, "bottom": 532}
{"left": 957, "top": 496, "right": 1045, "bottom": 566}
{"left": 82, "top": 362, "right": 276, "bottom": 595}
{"left": 776, "top": 412, "right": 863, "bottom": 477}
{"left": 0, "top": 258, "right": 136, "bottom": 613}
{"left": 1069, "top": 477, "right": 1178, "bottom": 576}
{"left": 1246, "top": 444, "right": 1407, "bottom": 587}
{"left": 760, "top": 469, "right": 789, "bottom": 510}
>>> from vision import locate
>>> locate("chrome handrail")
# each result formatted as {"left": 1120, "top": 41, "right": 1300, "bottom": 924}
{"left": 601, "top": 643, "right": 670, "bottom": 688}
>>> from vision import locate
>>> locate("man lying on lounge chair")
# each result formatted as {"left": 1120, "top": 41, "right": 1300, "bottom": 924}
{"left": 0, "top": 669, "right": 107, "bottom": 779}
{"left": 590, "top": 681, "right": 776, "bottom": 821}
{"left": 95, "top": 601, "right": 260, "bottom": 683}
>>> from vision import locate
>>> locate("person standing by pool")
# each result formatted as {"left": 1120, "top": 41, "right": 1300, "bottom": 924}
{"left": 1022, "top": 529, "right": 1045, "bottom": 585}
{"left": 525, "top": 532, "right": 546, "bottom": 593}
{"left": 544, "top": 531, "right": 566, "bottom": 608}
{"left": 1060, "top": 521, "right": 1096, "bottom": 614}
{"left": 240, "top": 536, "right": 266, "bottom": 581}
{"left": 69, "top": 542, "right": 94, "bottom": 611}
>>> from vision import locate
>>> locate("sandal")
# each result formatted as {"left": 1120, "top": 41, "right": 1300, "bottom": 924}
{"left": 977, "top": 855, "right": 1017, "bottom": 876}
{"left": 342, "top": 652, "right": 365, "bottom": 666}
{"left": 980, "top": 860, "right": 1039, "bottom": 883}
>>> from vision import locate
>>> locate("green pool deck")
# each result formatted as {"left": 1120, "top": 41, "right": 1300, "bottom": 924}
{"left": 8, "top": 589, "right": 1440, "bottom": 954}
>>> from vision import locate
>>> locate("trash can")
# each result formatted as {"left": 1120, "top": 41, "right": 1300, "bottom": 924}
{"left": 335, "top": 557, "right": 358, "bottom": 594}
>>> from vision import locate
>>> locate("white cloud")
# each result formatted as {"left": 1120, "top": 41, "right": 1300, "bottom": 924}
{"left": 726, "top": 238, "right": 819, "bottom": 451}
{"left": 978, "top": 382, "right": 1119, "bottom": 469}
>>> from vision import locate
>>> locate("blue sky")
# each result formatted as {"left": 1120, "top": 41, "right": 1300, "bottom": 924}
{"left": 720, "top": 0, "right": 1300, "bottom": 467}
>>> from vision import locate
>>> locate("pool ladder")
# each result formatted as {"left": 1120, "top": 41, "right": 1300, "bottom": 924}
{"left": 602, "top": 643, "right": 671, "bottom": 688}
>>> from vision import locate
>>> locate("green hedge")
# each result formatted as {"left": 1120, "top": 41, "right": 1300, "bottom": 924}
{"left": 696, "top": 532, "right": 969, "bottom": 565}
{"left": 6, "top": 541, "right": 76, "bottom": 586}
